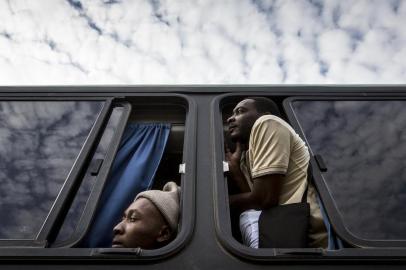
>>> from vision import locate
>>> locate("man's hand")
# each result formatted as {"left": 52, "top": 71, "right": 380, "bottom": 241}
{"left": 225, "top": 142, "right": 242, "bottom": 174}
{"left": 225, "top": 142, "right": 250, "bottom": 193}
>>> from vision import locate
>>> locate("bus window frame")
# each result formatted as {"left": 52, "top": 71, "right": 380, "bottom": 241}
{"left": 92, "top": 94, "right": 197, "bottom": 260}
{"left": 0, "top": 93, "right": 196, "bottom": 261}
{"left": 212, "top": 93, "right": 406, "bottom": 261}
{"left": 0, "top": 96, "right": 113, "bottom": 247}
{"left": 283, "top": 96, "right": 406, "bottom": 249}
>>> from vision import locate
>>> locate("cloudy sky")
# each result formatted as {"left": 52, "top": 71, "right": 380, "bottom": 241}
{"left": 0, "top": 0, "right": 405, "bottom": 85}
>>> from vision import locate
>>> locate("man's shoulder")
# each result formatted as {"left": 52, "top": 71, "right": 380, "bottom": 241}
{"left": 251, "top": 115, "right": 305, "bottom": 145}
{"left": 253, "top": 115, "right": 291, "bottom": 131}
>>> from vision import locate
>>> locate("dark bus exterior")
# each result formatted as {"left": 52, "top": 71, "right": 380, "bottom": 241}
{"left": 0, "top": 85, "right": 406, "bottom": 269}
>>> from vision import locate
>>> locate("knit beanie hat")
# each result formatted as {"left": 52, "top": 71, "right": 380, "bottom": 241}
{"left": 135, "top": 182, "right": 180, "bottom": 232}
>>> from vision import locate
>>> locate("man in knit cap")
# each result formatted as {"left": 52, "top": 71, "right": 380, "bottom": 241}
{"left": 112, "top": 181, "right": 180, "bottom": 249}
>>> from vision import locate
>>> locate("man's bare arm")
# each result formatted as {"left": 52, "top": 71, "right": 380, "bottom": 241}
{"left": 230, "top": 174, "right": 283, "bottom": 213}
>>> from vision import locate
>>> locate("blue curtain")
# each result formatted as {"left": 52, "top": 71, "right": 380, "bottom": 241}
{"left": 83, "top": 123, "right": 171, "bottom": 247}
{"left": 317, "top": 195, "right": 344, "bottom": 250}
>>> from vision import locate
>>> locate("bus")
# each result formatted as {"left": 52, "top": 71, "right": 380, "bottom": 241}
{"left": 0, "top": 85, "right": 405, "bottom": 269}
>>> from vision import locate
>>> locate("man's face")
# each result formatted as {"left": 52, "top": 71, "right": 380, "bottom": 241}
{"left": 227, "top": 99, "right": 261, "bottom": 143}
{"left": 112, "top": 198, "right": 169, "bottom": 249}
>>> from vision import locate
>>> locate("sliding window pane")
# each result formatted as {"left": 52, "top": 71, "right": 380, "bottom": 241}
{"left": 292, "top": 100, "right": 406, "bottom": 241}
{"left": 54, "top": 107, "right": 124, "bottom": 243}
{"left": 0, "top": 101, "right": 104, "bottom": 239}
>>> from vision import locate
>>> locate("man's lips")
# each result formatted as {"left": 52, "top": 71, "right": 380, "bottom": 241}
{"left": 229, "top": 125, "right": 237, "bottom": 132}
{"left": 229, "top": 126, "right": 238, "bottom": 135}
{"left": 112, "top": 239, "right": 124, "bottom": 248}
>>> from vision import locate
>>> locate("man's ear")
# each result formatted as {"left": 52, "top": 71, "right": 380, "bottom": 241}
{"left": 156, "top": 225, "right": 172, "bottom": 243}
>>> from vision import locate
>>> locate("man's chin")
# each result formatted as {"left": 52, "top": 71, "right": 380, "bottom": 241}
{"left": 229, "top": 132, "right": 239, "bottom": 142}
{"left": 230, "top": 135, "right": 245, "bottom": 144}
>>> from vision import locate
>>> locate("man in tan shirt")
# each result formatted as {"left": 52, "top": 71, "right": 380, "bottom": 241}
{"left": 226, "top": 97, "right": 327, "bottom": 248}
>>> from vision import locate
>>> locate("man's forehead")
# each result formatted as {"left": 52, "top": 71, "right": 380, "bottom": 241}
{"left": 234, "top": 99, "right": 256, "bottom": 110}
{"left": 129, "top": 197, "right": 161, "bottom": 217}
{"left": 127, "top": 198, "right": 152, "bottom": 214}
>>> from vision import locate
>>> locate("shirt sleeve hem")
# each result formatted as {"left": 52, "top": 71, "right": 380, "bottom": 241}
{"left": 251, "top": 166, "right": 287, "bottom": 178}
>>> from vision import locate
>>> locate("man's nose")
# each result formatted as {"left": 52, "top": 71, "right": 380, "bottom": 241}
{"left": 113, "top": 221, "right": 124, "bottom": 235}
{"left": 227, "top": 115, "right": 235, "bottom": 123}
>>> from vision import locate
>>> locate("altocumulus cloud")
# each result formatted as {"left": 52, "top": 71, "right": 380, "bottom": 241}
{"left": 0, "top": 0, "right": 404, "bottom": 84}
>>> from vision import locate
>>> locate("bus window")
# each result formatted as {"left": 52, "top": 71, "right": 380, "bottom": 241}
{"left": 220, "top": 96, "right": 328, "bottom": 249}
{"left": 52, "top": 96, "right": 194, "bottom": 256}
{"left": 285, "top": 98, "right": 406, "bottom": 248}
{"left": 0, "top": 95, "right": 195, "bottom": 259}
{"left": 0, "top": 99, "right": 112, "bottom": 247}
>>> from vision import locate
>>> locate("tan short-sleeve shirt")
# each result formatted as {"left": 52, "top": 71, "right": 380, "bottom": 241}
{"left": 240, "top": 115, "right": 328, "bottom": 248}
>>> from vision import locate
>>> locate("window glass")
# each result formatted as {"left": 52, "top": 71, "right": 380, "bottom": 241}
{"left": 291, "top": 100, "right": 406, "bottom": 240}
{"left": 0, "top": 101, "right": 104, "bottom": 240}
{"left": 54, "top": 107, "right": 124, "bottom": 244}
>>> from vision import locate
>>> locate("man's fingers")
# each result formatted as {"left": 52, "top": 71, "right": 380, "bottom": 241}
{"left": 225, "top": 145, "right": 230, "bottom": 153}
{"left": 225, "top": 146, "right": 232, "bottom": 161}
